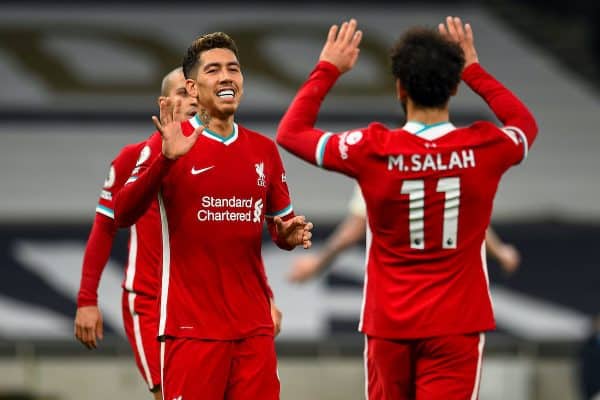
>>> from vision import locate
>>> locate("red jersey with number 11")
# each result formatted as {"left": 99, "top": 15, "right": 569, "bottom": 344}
{"left": 277, "top": 61, "right": 538, "bottom": 339}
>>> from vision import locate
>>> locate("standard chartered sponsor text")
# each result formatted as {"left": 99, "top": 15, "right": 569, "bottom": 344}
{"left": 198, "top": 195, "right": 259, "bottom": 222}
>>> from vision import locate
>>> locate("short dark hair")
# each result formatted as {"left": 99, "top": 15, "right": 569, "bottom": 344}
{"left": 182, "top": 32, "right": 239, "bottom": 79}
{"left": 390, "top": 27, "right": 465, "bottom": 108}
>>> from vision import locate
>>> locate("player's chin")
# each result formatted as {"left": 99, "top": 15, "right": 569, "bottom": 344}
{"left": 218, "top": 104, "right": 238, "bottom": 117}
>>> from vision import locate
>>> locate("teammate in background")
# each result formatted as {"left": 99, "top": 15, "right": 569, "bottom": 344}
{"left": 74, "top": 67, "right": 282, "bottom": 400}
{"left": 289, "top": 186, "right": 520, "bottom": 282}
{"left": 74, "top": 68, "right": 196, "bottom": 400}
{"left": 277, "top": 17, "right": 537, "bottom": 399}
{"left": 114, "top": 33, "right": 312, "bottom": 400}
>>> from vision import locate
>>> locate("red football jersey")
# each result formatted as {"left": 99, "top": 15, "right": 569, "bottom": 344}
{"left": 117, "top": 116, "right": 293, "bottom": 340}
{"left": 78, "top": 141, "right": 161, "bottom": 307}
{"left": 277, "top": 61, "right": 537, "bottom": 339}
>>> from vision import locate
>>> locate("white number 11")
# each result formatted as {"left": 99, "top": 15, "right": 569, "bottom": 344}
{"left": 401, "top": 177, "right": 460, "bottom": 250}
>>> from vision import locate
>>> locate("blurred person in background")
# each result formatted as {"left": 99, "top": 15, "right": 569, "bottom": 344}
{"left": 114, "top": 32, "right": 312, "bottom": 400}
{"left": 289, "top": 185, "right": 520, "bottom": 283}
{"left": 74, "top": 67, "right": 283, "bottom": 400}
{"left": 277, "top": 16, "right": 537, "bottom": 399}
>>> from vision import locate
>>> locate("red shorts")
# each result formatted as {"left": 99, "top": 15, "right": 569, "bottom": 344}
{"left": 365, "top": 333, "right": 485, "bottom": 400}
{"left": 121, "top": 291, "right": 161, "bottom": 391}
{"left": 162, "top": 335, "right": 279, "bottom": 400}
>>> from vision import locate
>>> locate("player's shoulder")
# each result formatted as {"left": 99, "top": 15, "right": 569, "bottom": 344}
{"left": 359, "top": 121, "right": 402, "bottom": 147}
{"left": 111, "top": 140, "right": 145, "bottom": 166}
{"left": 463, "top": 120, "right": 513, "bottom": 137}
{"left": 118, "top": 140, "right": 147, "bottom": 158}
{"left": 364, "top": 121, "right": 395, "bottom": 139}
{"left": 468, "top": 120, "right": 499, "bottom": 132}
{"left": 465, "top": 120, "right": 520, "bottom": 145}
{"left": 367, "top": 121, "right": 389, "bottom": 132}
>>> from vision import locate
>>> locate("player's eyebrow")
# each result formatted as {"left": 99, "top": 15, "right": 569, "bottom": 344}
{"left": 203, "top": 61, "right": 240, "bottom": 70}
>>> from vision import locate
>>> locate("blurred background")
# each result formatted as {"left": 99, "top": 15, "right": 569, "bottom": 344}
{"left": 0, "top": 0, "right": 599, "bottom": 399}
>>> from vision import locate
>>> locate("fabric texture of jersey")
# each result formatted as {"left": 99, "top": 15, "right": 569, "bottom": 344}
{"left": 277, "top": 61, "right": 538, "bottom": 339}
{"left": 119, "top": 116, "right": 293, "bottom": 340}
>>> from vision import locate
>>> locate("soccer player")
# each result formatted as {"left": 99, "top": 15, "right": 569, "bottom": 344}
{"left": 289, "top": 186, "right": 520, "bottom": 282}
{"left": 75, "top": 67, "right": 283, "bottom": 399}
{"left": 276, "top": 17, "right": 537, "bottom": 399}
{"left": 114, "top": 32, "right": 312, "bottom": 400}
{"left": 74, "top": 67, "right": 197, "bottom": 400}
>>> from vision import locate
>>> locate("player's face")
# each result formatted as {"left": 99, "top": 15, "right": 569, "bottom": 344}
{"left": 167, "top": 72, "right": 199, "bottom": 121}
{"left": 190, "top": 48, "right": 244, "bottom": 119}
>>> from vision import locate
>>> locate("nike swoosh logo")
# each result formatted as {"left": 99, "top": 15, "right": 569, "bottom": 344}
{"left": 191, "top": 166, "right": 215, "bottom": 175}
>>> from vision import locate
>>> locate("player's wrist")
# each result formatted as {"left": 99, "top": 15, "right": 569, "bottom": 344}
{"left": 77, "top": 300, "right": 98, "bottom": 308}
{"left": 161, "top": 148, "right": 179, "bottom": 161}
{"left": 317, "top": 60, "right": 343, "bottom": 75}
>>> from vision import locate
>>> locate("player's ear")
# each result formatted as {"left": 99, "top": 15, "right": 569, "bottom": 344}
{"left": 186, "top": 78, "right": 199, "bottom": 98}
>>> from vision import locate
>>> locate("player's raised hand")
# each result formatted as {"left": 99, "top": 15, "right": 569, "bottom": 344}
{"left": 74, "top": 305, "right": 104, "bottom": 350}
{"left": 152, "top": 96, "right": 201, "bottom": 160}
{"left": 274, "top": 215, "right": 313, "bottom": 249}
{"left": 319, "top": 18, "right": 363, "bottom": 74}
{"left": 439, "top": 16, "right": 479, "bottom": 68}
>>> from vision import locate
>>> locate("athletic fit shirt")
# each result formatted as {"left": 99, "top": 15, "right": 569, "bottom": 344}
{"left": 277, "top": 61, "right": 538, "bottom": 339}
{"left": 117, "top": 116, "right": 293, "bottom": 340}
{"left": 77, "top": 141, "right": 161, "bottom": 307}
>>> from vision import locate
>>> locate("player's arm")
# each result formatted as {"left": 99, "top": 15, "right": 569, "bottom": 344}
{"left": 75, "top": 213, "right": 115, "bottom": 349}
{"left": 276, "top": 19, "right": 363, "bottom": 166}
{"left": 265, "top": 141, "right": 313, "bottom": 250}
{"left": 75, "top": 148, "right": 137, "bottom": 350}
{"left": 440, "top": 17, "right": 538, "bottom": 153}
{"left": 289, "top": 186, "right": 366, "bottom": 282}
{"left": 485, "top": 227, "right": 520, "bottom": 275}
{"left": 114, "top": 142, "right": 172, "bottom": 227}
{"left": 115, "top": 98, "right": 202, "bottom": 227}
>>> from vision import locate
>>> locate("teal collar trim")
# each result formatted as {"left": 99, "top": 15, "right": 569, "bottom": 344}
{"left": 201, "top": 123, "right": 239, "bottom": 146}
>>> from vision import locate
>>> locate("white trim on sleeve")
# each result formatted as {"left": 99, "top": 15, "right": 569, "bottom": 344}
{"left": 95, "top": 205, "right": 114, "bottom": 219}
{"left": 315, "top": 132, "right": 334, "bottom": 167}
{"left": 501, "top": 126, "right": 529, "bottom": 163}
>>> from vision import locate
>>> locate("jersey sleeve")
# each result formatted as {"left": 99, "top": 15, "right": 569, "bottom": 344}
{"left": 77, "top": 213, "right": 117, "bottom": 307}
{"left": 77, "top": 144, "right": 140, "bottom": 307}
{"left": 96, "top": 144, "right": 141, "bottom": 220}
{"left": 462, "top": 63, "right": 538, "bottom": 166}
{"left": 276, "top": 61, "right": 368, "bottom": 178}
{"left": 114, "top": 133, "right": 173, "bottom": 227}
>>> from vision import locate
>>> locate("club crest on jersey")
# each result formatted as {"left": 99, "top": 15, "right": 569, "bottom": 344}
{"left": 255, "top": 162, "right": 266, "bottom": 187}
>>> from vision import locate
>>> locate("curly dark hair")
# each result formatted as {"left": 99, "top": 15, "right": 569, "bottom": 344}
{"left": 182, "top": 32, "right": 239, "bottom": 79}
{"left": 391, "top": 27, "right": 465, "bottom": 108}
